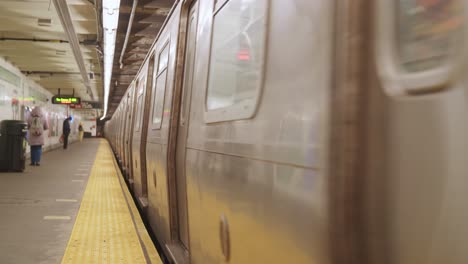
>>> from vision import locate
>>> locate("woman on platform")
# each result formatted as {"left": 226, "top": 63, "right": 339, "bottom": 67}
{"left": 27, "top": 106, "right": 49, "bottom": 166}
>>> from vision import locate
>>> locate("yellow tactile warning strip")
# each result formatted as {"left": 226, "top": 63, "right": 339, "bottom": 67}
{"left": 61, "top": 140, "right": 162, "bottom": 264}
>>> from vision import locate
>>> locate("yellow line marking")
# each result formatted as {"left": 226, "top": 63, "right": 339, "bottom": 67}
{"left": 61, "top": 139, "right": 162, "bottom": 264}
{"left": 44, "top": 216, "right": 71, "bottom": 220}
{"left": 56, "top": 199, "right": 78, "bottom": 203}
{"left": 111, "top": 145, "right": 163, "bottom": 264}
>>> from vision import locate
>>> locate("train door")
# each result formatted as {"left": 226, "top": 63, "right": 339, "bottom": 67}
{"left": 121, "top": 107, "right": 125, "bottom": 156}
{"left": 131, "top": 73, "right": 149, "bottom": 206}
{"left": 144, "top": 9, "right": 180, "bottom": 257}
{"left": 132, "top": 58, "right": 156, "bottom": 209}
{"left": 173, "top": 0, "right": 199, "bottom": 254}
{"left": 350, "top": 1, "right": 468, "bottom": 264}
{"left": 127, "top": 83, "right": 138, "bottom": 185}
{"left": 124, "top": 91, "right": 132, "bottom": 179}
{"left": 118, "top": 109, "right": 123, "bottom": 159}
{"left": 120, "top": 100, "right": 127, "bottom": 165}
{"left": 140, "top": 53, "right": 157, "bottom": 208}
{"left": 121, "top": 97, "right": 129, "bottom": 174}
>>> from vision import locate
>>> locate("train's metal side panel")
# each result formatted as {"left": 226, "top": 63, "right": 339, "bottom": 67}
{"left": 184, "top": 0, "right": 333, "bottom": 263}
{"left": 365, "top": 1, "right": 468, "bottom": 264}
{"left": 145, "top": 3, "right": 182, "bottom": 253}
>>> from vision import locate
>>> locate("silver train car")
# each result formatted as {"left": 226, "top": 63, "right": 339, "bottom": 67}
{"left": 105, "top": 0, "right": 468, "bottom": 263}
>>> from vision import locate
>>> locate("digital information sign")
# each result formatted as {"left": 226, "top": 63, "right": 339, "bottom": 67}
{"left": 51, "top": 96, "right": 81, "bottom": 105}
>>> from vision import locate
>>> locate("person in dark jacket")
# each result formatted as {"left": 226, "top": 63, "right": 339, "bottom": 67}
{"left": 62, "top": 117, "right": 71, "bottom": 149}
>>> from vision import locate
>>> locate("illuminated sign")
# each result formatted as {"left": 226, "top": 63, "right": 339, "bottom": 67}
{"left": 51, "top": 96, "right": 81, "bottom": 105}
{"left": 237, "top": 50, "right": 250, "bottom": 61}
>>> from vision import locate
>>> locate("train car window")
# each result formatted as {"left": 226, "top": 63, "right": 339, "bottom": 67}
{"left": 397, "top": 0, "right": 462, "bottom": 72}
{"left": 158, "top": 43, "right": 170, "bottom": 73}
{"left": 205, "top": 0, "right": 268, "bottom": 123}
{"left": 151, "top": 42, "right": 170, "bottom": 129}
{"left": 214, "top": 0, "right": 229, "bottom": 11}
{"left": 135, "top": 80, "right": 144, "bottom": 132}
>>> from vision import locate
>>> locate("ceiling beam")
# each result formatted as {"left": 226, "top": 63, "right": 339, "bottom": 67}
{"left": 138, "top": 14, "right": 166, "bottom": 24}
{"left": 135, "top": 25, "right": 158, "bottom": 36}
{"left": 52, "top": 0, "right": 95, "bottom": 99}
{"left": 144, "top": 0, "right": 174, "bottom": 9}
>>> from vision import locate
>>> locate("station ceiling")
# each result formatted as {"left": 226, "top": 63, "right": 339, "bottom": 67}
{"left": 109, "top": 0, "right": 175, "bottom": 116}
{"left": 0, "top": 0, "right": 175, "bottom": 118}
{"left": 0, "top": 0, "right": 102, "bottom": 102}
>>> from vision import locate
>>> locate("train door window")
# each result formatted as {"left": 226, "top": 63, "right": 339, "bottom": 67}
{"left": 214, "top": 0, "right": 228, "bottom": 10}
{"left": 127, "top": 92, "right": 132, "bottom": 124}
{"left": 135, "top": 79, "right": 144, "bottom": 132}
{"left": 376, "top": 0, "right": 464, "bottom": 94}
{"left": 151, "top": 41, "right": 170, "bottom": 130}
{"left": 205, "top": 0, "right": 268, "bottom": 123}
{"left": 397, "top": 0, "right": 462, "bottom": 72}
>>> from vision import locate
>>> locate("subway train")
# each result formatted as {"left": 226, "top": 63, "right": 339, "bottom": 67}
{"left": 105, "top": 0, "right": 468, "bottom": 263}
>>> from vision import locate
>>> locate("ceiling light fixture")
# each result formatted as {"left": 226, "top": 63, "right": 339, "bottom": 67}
{"left": 100, "top": 0, "right": 120, "bottom": 120}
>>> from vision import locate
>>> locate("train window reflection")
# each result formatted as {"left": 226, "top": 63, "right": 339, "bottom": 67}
{"left": 397, "top": 0, "right": 462, "bottom": 72}
{"left": 135, "top": 92, "right": 143, "bottom": 132}
{"left": 158, "top": 43, "right": 170, "bottom": 73}
{"left": 152, "top": 71, "right": 168, "bottom": 128}
{"left": 206, "top": 0, "right": 267, "bottom": 114}
{"left": 152, "top": 43, "right": 170, "bottom": 129}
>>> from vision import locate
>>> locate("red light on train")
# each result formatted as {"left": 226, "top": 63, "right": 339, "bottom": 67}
{"left": 237, "top": 50, "right": 250, "bottom": 61}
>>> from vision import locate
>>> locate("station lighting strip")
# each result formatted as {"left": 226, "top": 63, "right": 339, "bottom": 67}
{"left": 100, "top": 0, "right": 121, "bottom": 120}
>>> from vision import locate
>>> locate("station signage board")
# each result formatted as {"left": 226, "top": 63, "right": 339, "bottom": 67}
{"left": 69, "top": 101, "right": 101, "bottom": 109}
{"left": 51, "top": 96, "right": 81, "bottom": 105}
{"left": 69, "top": 104, "right": 83, "bottom": 109}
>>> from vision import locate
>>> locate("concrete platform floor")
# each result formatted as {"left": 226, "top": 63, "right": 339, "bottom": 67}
{"left": 0, "top": 139, "right": 99, "bottom": 264}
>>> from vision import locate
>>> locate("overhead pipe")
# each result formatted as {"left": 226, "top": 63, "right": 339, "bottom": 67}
{"left": 119, "top": 0, "right": 138, "bottom": 69}
{"left": 52, "top": 0, "right": 96, "bottom": 100}
{"left": 122, "top": 0, "right": 178, "bottom": 81}
{"left": 0, "top": 37, "right": 97, "bottom": 45}
{"left": 23, "top": 71, "right": 101, "bottom": 76}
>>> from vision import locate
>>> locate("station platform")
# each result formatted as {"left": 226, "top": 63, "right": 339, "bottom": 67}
{"left": 0, "top": 139, "right": 162, "bottom": 264}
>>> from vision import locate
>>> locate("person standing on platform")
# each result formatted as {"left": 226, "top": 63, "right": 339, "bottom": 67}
{"left": 27, "top": 106, "right": 49, "bottom": 166}
{"left": 78, "top": 122, "right": 84, "bottom": 142}
{"left": 62, "top": 116, "right": 71, "bottom": 149}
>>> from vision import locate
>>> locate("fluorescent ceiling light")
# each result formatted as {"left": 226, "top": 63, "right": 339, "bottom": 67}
{"left": 100, "top": 0, "right": 121, "bottom": 120}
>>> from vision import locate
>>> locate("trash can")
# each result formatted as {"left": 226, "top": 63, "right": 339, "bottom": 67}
{"left": 0, "top": 120, "right": 28, "bottom": 172}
